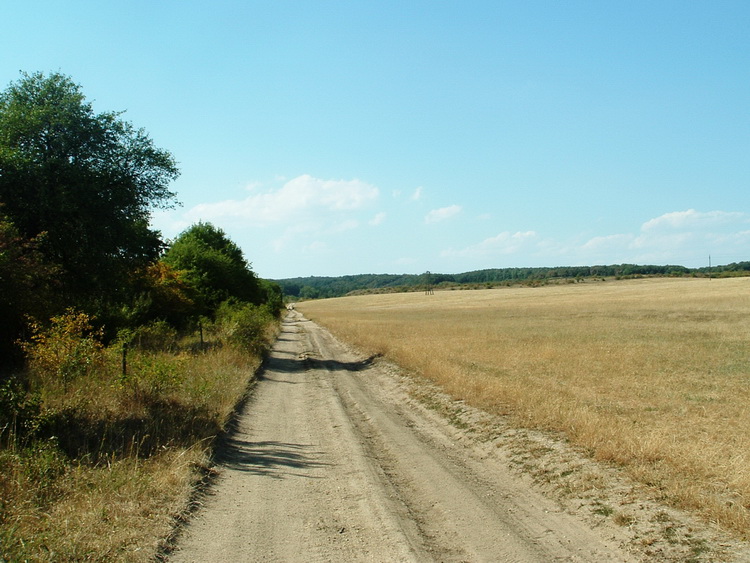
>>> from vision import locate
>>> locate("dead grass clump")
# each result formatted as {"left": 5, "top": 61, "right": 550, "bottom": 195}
{"left": 299, "top": 277, "right": 750, "bottom": 538}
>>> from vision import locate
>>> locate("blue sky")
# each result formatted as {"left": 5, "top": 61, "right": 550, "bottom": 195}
{"left": 3, "top": 1, "right": 749, "bottom": 278}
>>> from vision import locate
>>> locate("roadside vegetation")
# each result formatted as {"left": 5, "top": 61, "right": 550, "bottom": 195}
{"left": 298, "top": 277, "right": 750, "bottom": 540}
{"left": 0, "top": 71, "right": 281, "bottom": 560}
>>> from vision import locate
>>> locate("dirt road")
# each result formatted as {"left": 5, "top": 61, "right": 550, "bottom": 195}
{"left": 169, "top": 311, "right": 639, "bottom": 561}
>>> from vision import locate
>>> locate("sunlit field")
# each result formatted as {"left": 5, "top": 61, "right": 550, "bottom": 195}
{"left": 298, "top": 277, "right": 750, "bottom": 537}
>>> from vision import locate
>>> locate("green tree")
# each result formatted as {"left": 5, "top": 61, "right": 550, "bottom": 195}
{"left": 0, "top": 71, "right": 179, "bottom": 304}
{"left": 162, "top": 222, "right": 262, "bottom": 316}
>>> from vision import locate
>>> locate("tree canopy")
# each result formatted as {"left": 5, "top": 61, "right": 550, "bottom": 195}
{"left": 0, "top": 71, "right": 179, "bottom": 302}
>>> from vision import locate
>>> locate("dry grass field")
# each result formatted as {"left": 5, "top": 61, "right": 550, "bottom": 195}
{"left": 297, "top": 277, "right": 750, "bottom": 538}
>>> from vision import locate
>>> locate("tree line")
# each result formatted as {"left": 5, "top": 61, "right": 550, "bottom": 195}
{"left": 0, "top": 71, "right": 281, "bottom": 372}
{"left": 277, "top": 262, "right": 749, "bottom": 299}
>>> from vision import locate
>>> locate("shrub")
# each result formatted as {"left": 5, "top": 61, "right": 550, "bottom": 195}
{"left": 214, "top": 301, "right": 274, "bottom": 354}
{"left": 126, "top": 320, "right": 179, "bottom": 352}
{"left": 22, "top": 310, "right": 105, "bottom": 392}
{"left": 123, "top": 353, "right": 184, "bottom": 398}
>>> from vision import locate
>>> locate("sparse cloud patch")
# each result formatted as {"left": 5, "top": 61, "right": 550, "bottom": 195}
{"left": 436, "top": 209, "right": 750, "bottom": 270}
{"left": 329, "top": 219, "right": 359, "bottom": 233}
{"left": 642, "top": 209, "right": 745, "bottom": 232}
{"left": 369, "top": 212, "right": 386, "bottom": 226}
{"left": 186, "top": 174, "right": 379, "bottom": 226}
{"left": 442, "top": 231, "right": 537, "bottom": 258}
{"left": 577, "top": 210, "right": 750, "bottom": 265}
{"left": 425, "top": 205, "right": 462, "bottom": 224}
{"left": 582, "top": 233, "right": 635, "bottom": 252}
{"left": 303, "top": 240, "right": 328, "bottom": 254}
{"left": 180, "top": 174, "right": 381, "bottom": 254}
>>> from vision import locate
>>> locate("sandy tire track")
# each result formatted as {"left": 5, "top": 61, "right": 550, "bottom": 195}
{"left": 168, "top": 311, "right": 636, "bottom": 562}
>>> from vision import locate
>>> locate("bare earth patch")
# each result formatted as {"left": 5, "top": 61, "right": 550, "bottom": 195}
{"left": 168, "top": 311, "right": 750, "bottom": 562}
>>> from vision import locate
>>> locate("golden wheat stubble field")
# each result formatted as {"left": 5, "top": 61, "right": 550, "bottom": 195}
{"left": 297, "top": 277, "right": 750, "bottom": 537}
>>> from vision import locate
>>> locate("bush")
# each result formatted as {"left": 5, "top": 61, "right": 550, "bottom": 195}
{"left": 214, "top": 301, "right": 274, "bottom": 354}
{"left": 22, "top": 310, "right": 105, "bottom": 392}
{"left": 121, "top": 353, "right": 184, "bottom": 399}
{"left": 124, "top": 320, "right": 179, "bottom": 352}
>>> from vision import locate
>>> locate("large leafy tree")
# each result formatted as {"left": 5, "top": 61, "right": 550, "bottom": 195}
{"left": 0, "top": 71, "right": 179, "bottom": 304}
{"left": 162, "top": 222, "right": 263, "bottom": 316}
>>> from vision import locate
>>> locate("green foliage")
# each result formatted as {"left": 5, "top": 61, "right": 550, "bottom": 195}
{"left": 18, "top": 438, "right": 67, "bottom": 504}
{"left": 0, "top": 71, "right": 179, "bottom": 305}
{"left": 162, "top": 222, "right": 262, "bottom": 314}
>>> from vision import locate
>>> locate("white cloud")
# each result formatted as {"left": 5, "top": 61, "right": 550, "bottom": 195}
{"left": 573, "top": 210, "right": 750, "bottom": 266}
{"left": 328, "top": 219, "right": 359, "bottom": 233}
{"left": 303, "top": 240, "right": 328, "bottom": 254}
{"left": 186, "top": 174, "right": 379, "bottom": 226}
{"left": 425, "top": 204, "right": 462, "bottom": 224}
{"left": 411, "top": 186, "right": 423, "bottom": 201}
{"left": 711, "top": 229, "right": 750, "bottom": 246}
{"left": 442, "top": 231, "right": 537, "bottom": 258}
{"left": 369, "top": 212, "right": 386, "bottom": 226}
{"left": 582, "top": 233, "right": 635, "bottom": 252}
{"left": 270, "top": 222, "right": 312, "bottom": 252}
{"left": 642, "top": 209, "right": 745, "bottom": 232}
{"left": 635, "top": 210, "right": 749, "bottom": 258}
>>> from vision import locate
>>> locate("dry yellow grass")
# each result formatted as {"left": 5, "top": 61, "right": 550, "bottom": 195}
{"left": 0, "top": 344, "right": 262, "bottom": 561}
{"left": 298, "top": 277, "right": 750, "bottom": 537}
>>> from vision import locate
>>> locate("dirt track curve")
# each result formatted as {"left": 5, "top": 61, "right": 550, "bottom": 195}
{"left": 169, "top": 311, "right": 641, "bottom": 562}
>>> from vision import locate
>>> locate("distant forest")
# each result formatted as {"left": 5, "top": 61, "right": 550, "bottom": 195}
{"left": 276, "top": 262, "right": 750, "bottom": 300}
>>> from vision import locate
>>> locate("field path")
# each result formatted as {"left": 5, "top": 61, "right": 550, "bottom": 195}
{"left": 169, "top": 311, "right": 635, "bottom": 562}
